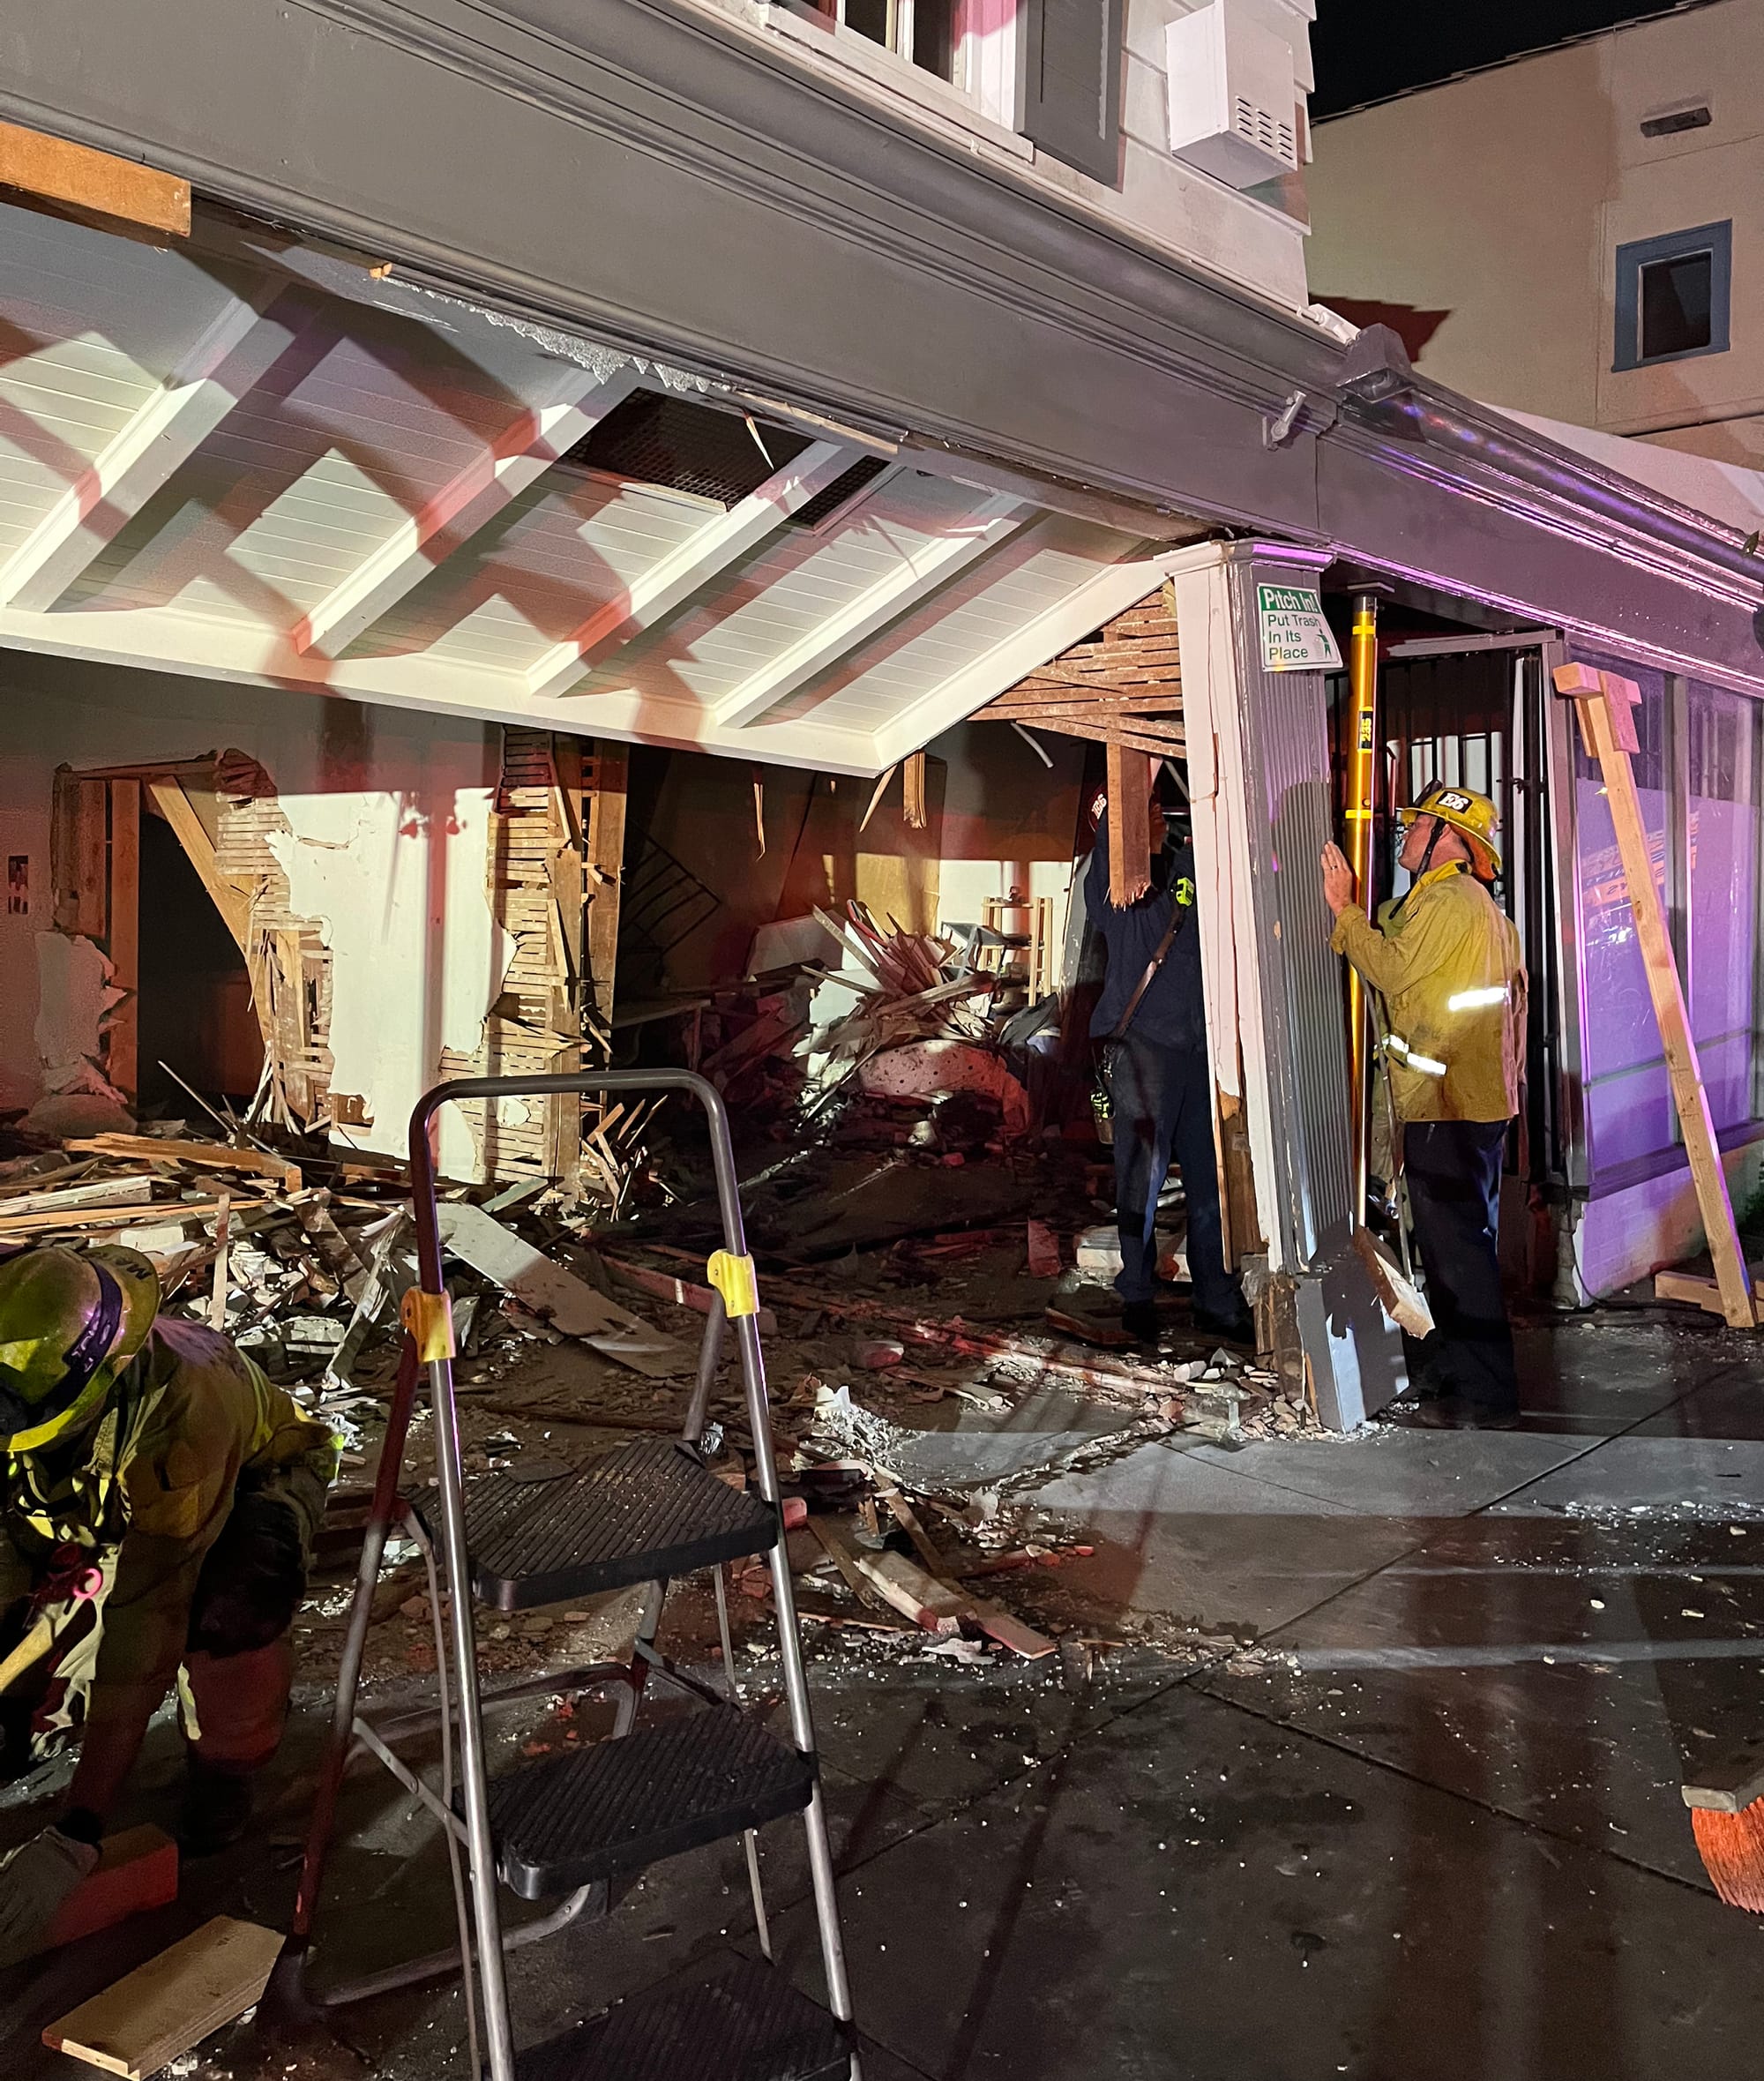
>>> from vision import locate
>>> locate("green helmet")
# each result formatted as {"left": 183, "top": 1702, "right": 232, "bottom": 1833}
{"left": 0, "top": 1246, "right": 160, "bottom": 1452}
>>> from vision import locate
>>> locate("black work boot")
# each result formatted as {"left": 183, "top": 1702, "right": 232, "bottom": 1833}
{"left": 1192, "top": 1296, "right": 1256, "bottom": 1347}
{"left": 179, "top": 1755, "right": 256, "bottom": 1856}
{"left": 1120, "top": 1299, "right": 1162, "bottom": 1345}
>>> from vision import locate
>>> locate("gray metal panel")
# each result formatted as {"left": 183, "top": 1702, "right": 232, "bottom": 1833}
{"left": 1227, "top": 551, "right": 1353, "bottom": 1267}
{"left": 1317, "top": 436, "right": 1764, "bottom": 699}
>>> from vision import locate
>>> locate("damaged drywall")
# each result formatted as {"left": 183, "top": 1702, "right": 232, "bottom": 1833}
{"left": 30, "top": 931, "right": 130, "bottom": 1134}
{"left": 270, "top": 767, "right": 510, "bottom": 1183}
{"left": 0, "top": 652, "right": 507, "bottom": 1179}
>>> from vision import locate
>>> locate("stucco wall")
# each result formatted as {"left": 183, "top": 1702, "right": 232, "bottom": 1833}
{"left": 1307, "top": 0, "right": 1764, "bottom": 463}
{"left": 0, "top": 652, "right": 504, "bottom": 1179}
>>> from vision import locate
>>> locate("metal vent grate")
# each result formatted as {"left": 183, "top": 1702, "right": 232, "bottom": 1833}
{"left": 565, "top": 392, "right": 811, "bottom": 506}
{"left": 1232, "top": 95, "right": 1296, "bottom": 168}
{"left": 789, "top": 454, "right": 890, "bottom": 529}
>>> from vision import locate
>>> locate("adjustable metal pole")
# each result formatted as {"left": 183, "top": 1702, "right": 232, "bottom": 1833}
{"left": 1344, "top": 586, "right": 1386, "bottom": 1219}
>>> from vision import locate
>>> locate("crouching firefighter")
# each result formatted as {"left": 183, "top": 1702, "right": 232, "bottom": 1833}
{"left": 0, "top": 1245, "right": 339, "bottom": 1963}
{"left": 1320, "top": 781, "right": 1528, "bottom": 1425}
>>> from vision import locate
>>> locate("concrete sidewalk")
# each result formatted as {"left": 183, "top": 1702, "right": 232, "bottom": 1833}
{"left": 9, "top": 1306, "right": 1764, "bottom": 2079}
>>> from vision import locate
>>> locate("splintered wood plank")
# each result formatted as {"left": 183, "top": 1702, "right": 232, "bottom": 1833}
{"left": 66, "top": 1134, "right": 303, "bottom": 1192}
{"left": 1556, "top": 662, "right": 1754, "bottom": 1328}
{"left": 0, "top": 120, "right": 191, "bottom": 236}
{"left": 44, "top": 1915, "right": 283, "bottom": 2077}
{"left": 437, "top": 1202, "right": 687, "bottom": 1376}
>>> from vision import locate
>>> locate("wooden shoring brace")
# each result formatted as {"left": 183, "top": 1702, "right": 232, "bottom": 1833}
{"left": 1104, "top": 743, "right": 1155, "bottom": 904}
{"left": 1553, "top": 662, "right": 1756, "bottom": 1329}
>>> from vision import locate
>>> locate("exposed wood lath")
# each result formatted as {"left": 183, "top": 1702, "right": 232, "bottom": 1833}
{"left": 49, "top": 752, "right": 333, "bottom": 1127}
{"left": 975, "top": 588, "right": 1185, "bottom": 757}
{"left": 212, "top": 752, "right": 334, "bottom": 1127}
{"left": 443, "top": 728, "right": 626, "bottom": 1186}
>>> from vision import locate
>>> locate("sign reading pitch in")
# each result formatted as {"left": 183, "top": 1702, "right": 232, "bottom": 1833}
{"left": 1256, "top": 583, "right": 1344, "bottom": 672}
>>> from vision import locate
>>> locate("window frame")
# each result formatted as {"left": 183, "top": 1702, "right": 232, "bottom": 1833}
{"left": 1612, "top": 220, "right": 1732, "bottom": 373}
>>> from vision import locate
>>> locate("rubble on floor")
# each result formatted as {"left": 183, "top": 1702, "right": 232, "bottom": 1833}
{"left": 0, "top": 912, "right": 1318, "bottom": 1695}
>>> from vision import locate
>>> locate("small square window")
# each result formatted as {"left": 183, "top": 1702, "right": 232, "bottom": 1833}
{"left": 1614, "top": 221, "right": 1731, "bottom": 371}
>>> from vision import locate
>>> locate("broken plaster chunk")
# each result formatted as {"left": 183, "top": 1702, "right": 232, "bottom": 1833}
{"left": 854, "top": 1339, "right": 906, "bottom": 1371}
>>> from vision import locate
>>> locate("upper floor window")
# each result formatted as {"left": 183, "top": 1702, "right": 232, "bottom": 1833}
{"left": 1614, "top": 221, "right": 1731, "bottom": 371}
{"left": 814, "top": 0, "right": 960, "bottom": 84}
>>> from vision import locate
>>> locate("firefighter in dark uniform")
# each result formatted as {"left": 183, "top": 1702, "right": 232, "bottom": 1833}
{"left": 1088, "top": 800, "right": 1253, "bottom": 1347}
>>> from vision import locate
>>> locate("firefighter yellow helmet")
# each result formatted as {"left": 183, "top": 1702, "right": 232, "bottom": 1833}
{"left": 1398, "top": 780, "right": 1502, "bottom": 880}
{"left": 0, "top": 1246, "right": 159, "bottom": 1452}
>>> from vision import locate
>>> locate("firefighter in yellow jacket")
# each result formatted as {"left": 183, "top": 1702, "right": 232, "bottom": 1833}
{"left": 1321, "top": 781, "right": 1528, "bottom": 1425}
{"left": 0, "top": 1244, "right": 339, "bottom": 1963}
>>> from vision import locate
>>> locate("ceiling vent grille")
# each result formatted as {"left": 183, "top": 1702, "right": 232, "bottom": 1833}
{"left": 789, "top": 454, "right": 891, "bottom": 529}
{"left": 565, "top": 392, "right": 810, "bottom": 506}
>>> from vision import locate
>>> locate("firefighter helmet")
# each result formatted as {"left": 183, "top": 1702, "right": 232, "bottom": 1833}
{"left": 0, "top": 1246, "right": 160, "bottom": 1452}
{"left": 1398, "top": 780, "right": 1502, "bottom": 880}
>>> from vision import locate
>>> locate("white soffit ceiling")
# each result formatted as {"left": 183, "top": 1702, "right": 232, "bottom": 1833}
{"left": 0, "top": 199, "right": 1177, "bottom": 775}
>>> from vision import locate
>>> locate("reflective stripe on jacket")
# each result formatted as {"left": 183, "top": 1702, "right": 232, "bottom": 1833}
{"left": 1330, "top": 863, "right": 1527, "bottom": 1124}
{"left": 0, "top": 1317, "right": 340, "bottom": 1731}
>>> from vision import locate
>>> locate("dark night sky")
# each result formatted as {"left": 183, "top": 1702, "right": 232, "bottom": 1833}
{"left": 1311, "top": 1, "right": 1723, "bottom": 120}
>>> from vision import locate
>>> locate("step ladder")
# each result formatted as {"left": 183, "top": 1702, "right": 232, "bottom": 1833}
{"left": 263, "top": 1070, "right": 858, "bottom": 2080}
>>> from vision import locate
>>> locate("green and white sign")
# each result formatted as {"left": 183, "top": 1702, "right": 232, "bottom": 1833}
{"left": 1257, "top": 582, "right": 1343, "bottom": 672}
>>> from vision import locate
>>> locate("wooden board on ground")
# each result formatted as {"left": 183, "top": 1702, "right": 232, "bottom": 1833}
{"left": 1654, "top": 1266, "right": 1764, "bottom": 1317}
{"left": 437, "top": 1202, "right": 688, "bottom": 1379}
{"left": 44, "top": 1915, "right": 283, "bottom": 2077}
{"left": 1350, "top": 1225, "right": 1434, "bottom": 1341}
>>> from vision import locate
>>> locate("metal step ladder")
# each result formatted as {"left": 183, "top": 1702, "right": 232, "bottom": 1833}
{"left": 263, "top": 1070, "right": 857, "bottom": 2081}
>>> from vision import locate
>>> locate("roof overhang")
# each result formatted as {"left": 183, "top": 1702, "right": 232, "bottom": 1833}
{"left": 0, "top": 199, "right": 1196, "bottom": 774}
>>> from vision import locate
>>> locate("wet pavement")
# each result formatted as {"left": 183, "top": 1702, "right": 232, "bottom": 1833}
{"left": 7, "top": 1304, "right": 1764, "bottom": 2079}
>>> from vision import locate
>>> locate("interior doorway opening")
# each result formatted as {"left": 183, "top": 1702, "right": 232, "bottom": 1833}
{"left": 136, "top": 807, "right": 264, "bottom": 1115}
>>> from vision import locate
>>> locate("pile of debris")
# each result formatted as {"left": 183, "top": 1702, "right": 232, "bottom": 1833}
{"left": 0, "top": 1067, "right": 1315, "bottom": 1681}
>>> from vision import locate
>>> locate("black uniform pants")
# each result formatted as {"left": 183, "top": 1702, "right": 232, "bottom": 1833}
{"left": 1109, "top": 1035, "right": 1239, "bottom": 1315}
{"left": 1405, "top": 1119, "right": 1519, "bottom": 1412}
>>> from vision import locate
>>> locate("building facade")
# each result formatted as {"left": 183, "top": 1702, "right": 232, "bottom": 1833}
{"left": 1307, "top": 0, "right": 1764, "bottom": 465}
{"left": 8, "top": 1, "right": 1764, "bottom": 1423}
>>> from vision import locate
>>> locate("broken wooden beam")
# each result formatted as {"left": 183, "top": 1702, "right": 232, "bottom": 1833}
{"left": 0, "top": 120, "right": 191, "bottom": 236}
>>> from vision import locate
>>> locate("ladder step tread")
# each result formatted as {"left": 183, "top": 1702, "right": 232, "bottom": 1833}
{"left": 489, "top": 1706, "right": 814, "bottom": 1898}
{"left": 517, "top": 1960, "right": 850, "bottom": 2080}
{"left": 422, "top": 1436, "right": 778, "bottom": 1610}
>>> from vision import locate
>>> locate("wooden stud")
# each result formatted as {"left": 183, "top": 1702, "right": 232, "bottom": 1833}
{"left": 106, "top": 780, "right": 139, "bottom": 1099}
{"left": 1105, "top": 743, "right": 1155, "bottom": 904}
{"left": 0, "top": 119, "right": 190, "bottom": 237}
{"left": 1554, "top": 662, "right": 1755, "bottom": 1328}
{"left": 145, "top": 779, "right": 250, "bottom": 947}
{"left": 902, "top": 751, "right": 928, "bottom": 830}
{"left": 585, "top": 741, "right": 627, "bottom": 1037}
{"left": 52, "top": 772, "right": 108, "bottom": 937}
